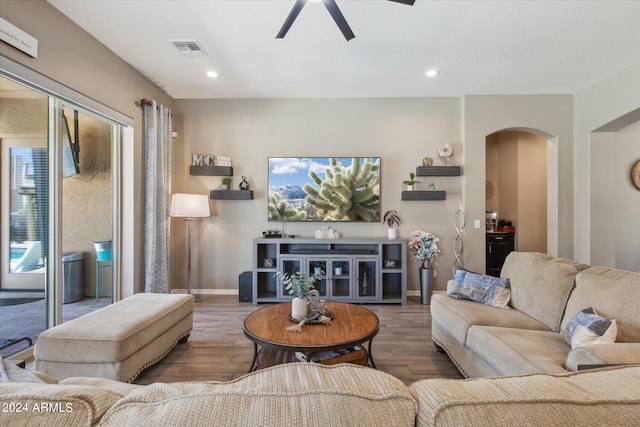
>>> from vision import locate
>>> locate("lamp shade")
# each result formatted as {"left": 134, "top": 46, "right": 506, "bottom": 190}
{"left": 170, "top": 193, "right": 210, "bottom": 218}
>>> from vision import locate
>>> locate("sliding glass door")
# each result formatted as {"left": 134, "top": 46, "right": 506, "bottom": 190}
{"left": 0, "top": 74, "right": 120, "bottom": 358}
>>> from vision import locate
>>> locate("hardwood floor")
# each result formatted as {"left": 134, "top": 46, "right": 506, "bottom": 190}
{"left": 134, "top": 295, "right": 463, "bottom": 386}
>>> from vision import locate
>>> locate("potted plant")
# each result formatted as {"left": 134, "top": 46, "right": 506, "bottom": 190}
{"left": 312, "top": 261, "right": 324, "bottom": 275}
{"left": 274, "top": 270, "right": 322, "bottom": 319}
{"left": 221, "top": 177, "right": 231, "bottom": 190}
{"left": 333, "top": 261, "right": 345, "bottom": 276}
{"left": 382, "top": 210, "right": 401, "bottom": 239}
{"left": 403, "top": 172, "right": 420, "bottom": 191}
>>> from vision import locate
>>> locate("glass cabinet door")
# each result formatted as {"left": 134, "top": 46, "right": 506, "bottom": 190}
{"left": 306, "top": 259, "right": 327, "bottom": 298}
{"left": 329, "top": 259, "right": 351, "bottom": 300}
{"left": 355, "top": 258, "right": 378, "bottom": 299}
{"left": 278, "top": 257, "right": 302, "bottom": 299}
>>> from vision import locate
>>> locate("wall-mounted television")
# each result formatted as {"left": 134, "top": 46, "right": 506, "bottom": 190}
{"left": 62, "top": 109, "right": 80, "bottom": 177}
{"left": 268, "top": 157, "right": 380, "bottom": 222}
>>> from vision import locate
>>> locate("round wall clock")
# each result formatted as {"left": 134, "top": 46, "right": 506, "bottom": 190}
{"left": 631, "top": 159, "right": 640, "bottom": 191}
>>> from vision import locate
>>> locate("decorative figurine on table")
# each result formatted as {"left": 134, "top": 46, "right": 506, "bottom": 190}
{"left": 239, "top": 176, "right": 250, "bottom": 190}
{"left": 286, "top": 290, "right": 333, "bottom": 333}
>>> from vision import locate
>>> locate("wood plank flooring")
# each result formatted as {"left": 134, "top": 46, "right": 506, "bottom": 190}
{"left": 134, "top": 295, "right": 463, "bottom": 386}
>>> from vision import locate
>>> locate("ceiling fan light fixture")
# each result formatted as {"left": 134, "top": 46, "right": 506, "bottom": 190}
{"left": 425, "top": 69, "right": 440, "bottom": 78}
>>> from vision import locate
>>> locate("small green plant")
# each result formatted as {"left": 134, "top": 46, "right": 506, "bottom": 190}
{"left": 333, "top": 261, "right": 345, "bottom": 268}
{"left": 382, "top": 210, "right": 401, "bottom": 228}
{"left": 274, "top": 271, "right": 321, "bottom": 299}
{"left": 312, "top": 261, "right": 324, "bottom": 268}
{"left": 402, "top": 172, "right": 420, "bottom": 186}
{"left": 221, "top": 177, "right": 231, "bottom": 185}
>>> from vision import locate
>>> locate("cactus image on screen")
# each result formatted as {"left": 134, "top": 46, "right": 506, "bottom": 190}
{"left": 303, "top": 158, "right": 380, "bottom": 221}
{"left": 268, "top": 157, "right": 381, "bottom": 222}
{"left": 268, "top": 193, "right": 308, "bottom": 221}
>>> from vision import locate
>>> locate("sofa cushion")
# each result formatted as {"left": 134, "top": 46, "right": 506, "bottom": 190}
{"left": 500, "top": 252, "right": 589, "bottom": 332}
{"left": 565, "top": 344, "right": 640, "bottom": 370}
{"left": 35, "top": 293, "right": 193, "bottom": 363}
{"left": 0, "top": 382, "right": 122, "bottom": 426}
{"left": 409, "top": 366, "right": 640, "bottom": 427}
{"left": 448, "top": 270, "right": 511, "bottom": 308}
{"left": 563, "top": 306, "right": 617, "bottom": 349}
{"left": 561, "top": 267, "right": 640, "bottom": 343}
{"left": 99, "top": 363, "right": 418, "bottom": 427}
{"left": 466, "top": 326, "right": 570, "bottom": 376}
{"left": 430, "top": 294, "right": 549, "bottom": 347}
{"left": 60, "top": 377, "right": 144, "bottom": 396}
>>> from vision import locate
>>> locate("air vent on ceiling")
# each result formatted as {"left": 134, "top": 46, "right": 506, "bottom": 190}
{"left": 170, "top": 40, "right": 207, "bottom": 56}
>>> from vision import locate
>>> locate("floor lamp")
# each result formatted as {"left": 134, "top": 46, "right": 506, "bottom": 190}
{"left": 170, "top": 193, "right": 210, "bottom": 302}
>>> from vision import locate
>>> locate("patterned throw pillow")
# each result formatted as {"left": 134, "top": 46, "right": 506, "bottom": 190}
{"left": 563, "top": 307, "right": 617, "bottom": 349}
{"left": 447, "top": 269, "right": 511, "bottom": 308}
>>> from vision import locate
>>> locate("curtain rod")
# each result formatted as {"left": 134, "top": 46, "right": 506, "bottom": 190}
{"left": 137, "top": 98, "right": 153, "bottom": 107}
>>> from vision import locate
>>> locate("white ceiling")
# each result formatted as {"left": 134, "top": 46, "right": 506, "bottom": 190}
{"left": 48, "top": 0, "right": 640, "bottom": 99}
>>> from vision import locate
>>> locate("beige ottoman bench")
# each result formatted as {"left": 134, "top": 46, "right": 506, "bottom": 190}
{"left": 34, "top": 293, "right": 194, "bottom": 383}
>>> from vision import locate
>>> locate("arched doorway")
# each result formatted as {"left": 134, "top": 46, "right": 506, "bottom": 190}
{"left": 485, "top": 128, "right": 559, "bottom": 264}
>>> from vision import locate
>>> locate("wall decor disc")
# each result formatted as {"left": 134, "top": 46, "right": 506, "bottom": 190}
{"left": 631, "top": 159, "right": 640, "bottom": 191}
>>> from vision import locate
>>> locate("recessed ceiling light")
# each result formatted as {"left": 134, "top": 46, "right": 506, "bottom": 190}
{"left": 206, "top": 71, "right": 219, "bottom": 78}
{"left": 425, "top": 69, "right": 440, "bottom": 78}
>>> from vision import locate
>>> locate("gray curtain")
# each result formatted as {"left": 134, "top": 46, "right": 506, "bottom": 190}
{"left": 143, "top": 101, "right": 172, "bottom": 293}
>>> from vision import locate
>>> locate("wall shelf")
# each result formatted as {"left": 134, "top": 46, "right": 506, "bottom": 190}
{"left": 401, "top": 191, "right": 446, "bottom": 201}
{"left": 210, "top": 190, "right": 254, "bottom": 200}
{"left": 415, "top": 166, "right": 460, "bottom": 176}
{"left": 190, "top": 165, "right": 233, "bottom": 176}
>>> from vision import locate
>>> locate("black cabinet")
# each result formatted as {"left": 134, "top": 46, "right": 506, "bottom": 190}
{"left": 486, "top": 232, "right": 515, "bottom": 277}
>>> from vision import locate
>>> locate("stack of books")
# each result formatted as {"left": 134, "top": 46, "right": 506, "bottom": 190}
{"left": 295, "top": 346, "right": 367, "bottom": 366}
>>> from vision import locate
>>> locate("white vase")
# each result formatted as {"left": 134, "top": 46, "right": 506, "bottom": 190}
{"left": 387, "top": 228, "right": 397, "bottom": 239}
{"left": 407, "top": 184, "right": 414, "bottom": 191}
{"left": 314, "top": 267, "right": 322, "bottom": 275}
{"left": 291, "top": 297, "right": 308, "bottom": 320}
{"left": 334, "top": 267, "right": 342, "bottom": 276}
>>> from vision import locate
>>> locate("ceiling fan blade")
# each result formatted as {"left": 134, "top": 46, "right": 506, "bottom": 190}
{"left": 323, "top": 0, "right": 355, "bottom": 41}
{"left": 276, "top": 0, "right": 307, "bottom": 39}
{"left": 387, "top": 0, "right": 416, "bottom": 5}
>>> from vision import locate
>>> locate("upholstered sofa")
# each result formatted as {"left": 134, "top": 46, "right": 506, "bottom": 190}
{"left": 1, "top": 362, "right": 639, "bottom": 426}
{"left": 431, "top": 251, "right": 640, "bottom": 378}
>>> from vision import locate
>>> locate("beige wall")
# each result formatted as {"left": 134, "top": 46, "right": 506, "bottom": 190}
{"left": 590, "top": 120, "right": 640, "bottom": 272}
{"left": 574, "top": 63, "right": 640, "bottom": 266}
{"left": 463, "top": 95, "right": 573, "bottom": 273}
{"left": 172, "top": 98, "right": 462, "bottom": 293}
{"left": 1, "top": 0, "right": 173, "bottom": 296}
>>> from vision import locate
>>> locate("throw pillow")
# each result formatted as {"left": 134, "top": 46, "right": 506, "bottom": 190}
{"left": 563, "top": 307, "right": 617, "bottom": 349}
{"left": 447, "top": 269, "right": 511, "bottom": 308}
{"left": 0, "top": 357, "right": 45, "bottom": 383}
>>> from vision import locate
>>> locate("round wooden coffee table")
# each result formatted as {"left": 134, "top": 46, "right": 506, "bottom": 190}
{"left": 243, "top": 301, "right": 379, "bottom": 372}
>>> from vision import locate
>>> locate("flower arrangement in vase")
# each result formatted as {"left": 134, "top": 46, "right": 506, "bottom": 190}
{"left": 408, "top": 229, "right": 441, "bottom": 269}
{"left": 274, "top": 270, "right": 322, "bottom": 319}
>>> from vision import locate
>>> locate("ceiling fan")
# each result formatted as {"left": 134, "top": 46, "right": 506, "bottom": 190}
{"left": 276, "top": 0, "right": 416, "bottom": 41}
